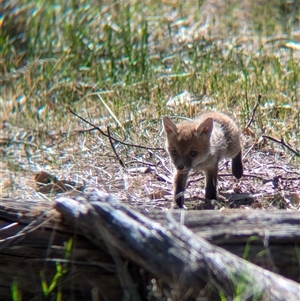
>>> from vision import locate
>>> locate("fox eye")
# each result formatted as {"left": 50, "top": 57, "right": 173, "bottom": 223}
{"left": 190, "top": 150, "right": 197, "bottom": 157}
{"left": 171, "top": 150, "right": 177, "bottom": 156}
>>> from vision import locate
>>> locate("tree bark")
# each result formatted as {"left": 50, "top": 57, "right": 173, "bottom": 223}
{"left": 146, "top": 209, "right": 300, "bottom": 282}
{"left": 54, "top": 190, "right": 300, "bottom": 300}
{"left": 0, "top": 192, "right": 299, "bottom": 300}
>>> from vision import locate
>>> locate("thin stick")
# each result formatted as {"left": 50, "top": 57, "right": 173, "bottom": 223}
{"left": 188, "top": 173, "right": 268, "bottom": 185}
{"left": 67, "top": 107, "right": 164, "bottom": 151}
{"left": 262, "top": 135, "right": 300, "bottom": 157}
{"left": 107, "top": 126, "right": 125, "bottom": 169}
{"left": 96, "top": 93, "right": 126, "bottom": 133}
{"left": 0, "top": 212, "right": 56, "bottom": 248}
{"left": 245, "top": 94, "right": 261, "bottom": 129}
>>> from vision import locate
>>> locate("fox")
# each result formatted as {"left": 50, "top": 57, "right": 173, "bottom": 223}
{"left": 162, "top": 112, "right": 243, "bottom": 208}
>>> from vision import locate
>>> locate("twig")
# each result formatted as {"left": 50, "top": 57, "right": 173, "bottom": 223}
{"left": 107, "top": 126, "right": 125, "bottom": 169}
{"left": 245, "top": 94, "right": 261, "bottom": 129}
{"left": 262, "top": 135, "right": 300, "bottom": 157}
{"left": 28, "top": 258, "right": 115, "bottom": 271}
{"left": 0, "top": 222, "right": 19, "bottom": 231}
{"left": 147, "top": 149, "right": 172, "bottom": 174}
{"left": 219, "top": 173, "right": 268, "bottom": 181}
{"left": 188, "top": 173, "right": 268, "bottom": 185}
{"left": 0, "top": 212, "right": 57, "bottom": 249}
{"left": 0, "top": 58, "right": 58, "bottom": 83}
{"left": 0, "top": 138, "right": 38, "bottom": 148}
{"left": 96, "top": 93, "right": 126, "bottom": 133}
{"left": 67, "top": 107, "right": 164, "bottom": 151}
{"left": 268, "top": 166, "right": 300, "bottom": 175}
{"left": 242, "top": 144, "right": 256, "bottom": 160}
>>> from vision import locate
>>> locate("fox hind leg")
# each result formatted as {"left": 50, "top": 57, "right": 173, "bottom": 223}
{"left": 232, "top": 151, "right": 243, "bottom": 179}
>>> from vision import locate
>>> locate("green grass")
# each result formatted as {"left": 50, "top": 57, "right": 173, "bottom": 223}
{"left": 1, "top": 2, "right": 300, "bottom": 297}
{"left": 2, "top": 0, "right": 299, "bottom": 139}
{"left": 11, "top": 279, "right": 22, "bottom": 301}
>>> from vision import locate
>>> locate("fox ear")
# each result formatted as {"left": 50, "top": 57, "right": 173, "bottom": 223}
{"left": 162, "top": 116, "right": 177, "bottom": 134}
{"left": 196, "top": 118, "right": 213, "bottom": 136}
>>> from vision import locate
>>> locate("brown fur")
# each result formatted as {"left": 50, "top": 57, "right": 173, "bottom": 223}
{"left": 162, "top": 112, "right": 243, "bottom": 208}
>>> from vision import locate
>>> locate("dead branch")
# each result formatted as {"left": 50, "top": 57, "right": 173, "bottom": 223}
{"left": 107, "top": 126, "right": 125, "bottom": 169}
{"left": 68, "top": 107, "right": 164, "bottom": 151}
{"left": 246, "top": 94, "right": 261, "bottom": 128}
{"left": 262, "top": 135, "right": 300, "bottom": 157}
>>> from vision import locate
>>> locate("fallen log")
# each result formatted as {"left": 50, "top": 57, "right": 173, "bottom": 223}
{"left": 0, "top": 192, "right": 299, "bottom": 300}
{"left": 0, "top": 211, "right": 123, "bottom": 300}
{"left": 146, "top": 209, "right": 300, "bottom": 281}
{"left": 54, "top": 190, "right": 300, "bottom": 300}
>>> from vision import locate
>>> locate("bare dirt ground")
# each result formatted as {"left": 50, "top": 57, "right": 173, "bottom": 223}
{"left": 1, "top": 118, "right": 299, "bottom": 212}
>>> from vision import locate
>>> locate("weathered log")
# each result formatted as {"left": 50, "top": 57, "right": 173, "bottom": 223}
{"left": 146, "top": 209, "right": 300, "bottom": 282}
{"left": 0, "top": 216, "right": 123, "bottom": 300}
{"left": 53, "top": 190, "right": 300, "bottom": 301}
{"left": 0, "top": 193, "right": 299, "bottom": 300}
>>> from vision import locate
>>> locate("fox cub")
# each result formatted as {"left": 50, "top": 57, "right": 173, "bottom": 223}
{"left": 162, "top": 112, "right": 243, "bottom": 208}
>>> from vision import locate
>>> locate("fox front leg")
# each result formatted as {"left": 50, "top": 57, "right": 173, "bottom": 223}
{"left": 204, "top": 168, "right": 218, "bottom": 200}
{"left": 173, "top": 171, "right": 189, "bottom": 208}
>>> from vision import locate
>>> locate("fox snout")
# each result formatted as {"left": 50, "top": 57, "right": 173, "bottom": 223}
{"left": 172, "top": 157, "right": 192, "bottom": 173}
{"left": 177, "top": 163, "right": 185, "bottom": 171}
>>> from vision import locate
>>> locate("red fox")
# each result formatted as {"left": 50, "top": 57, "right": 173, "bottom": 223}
{"left": 162, "top": 112, "right": 243, "bottom": 208}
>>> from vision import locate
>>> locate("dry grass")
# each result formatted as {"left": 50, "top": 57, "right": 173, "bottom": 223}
{"left": 1, "top": 1, "right": 300, "bottom": 300}
{"left": 1, "top": 0, "right": 300, "bottom": 211}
